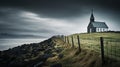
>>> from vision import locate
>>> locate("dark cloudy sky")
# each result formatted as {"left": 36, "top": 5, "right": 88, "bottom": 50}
{"left": 0, "top": 0, "right": 120, "bottom": 38}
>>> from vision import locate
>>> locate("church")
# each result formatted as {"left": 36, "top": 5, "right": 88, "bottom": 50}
{"left": 87, "top": 10, "right": 108, "bottom": 33}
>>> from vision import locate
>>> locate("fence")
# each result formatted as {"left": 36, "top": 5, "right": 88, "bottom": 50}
{"left": 104, "top": 38, "right": 120, "bottom": 61}
{"left": 59, "top": 35, "right": 120, "bottom": 64}
{"left": 63, "top": 35, "right": 101, "bottom": 52}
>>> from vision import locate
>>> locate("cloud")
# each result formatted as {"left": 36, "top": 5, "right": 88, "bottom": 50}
{"left": 0, "top": 0, "right": 119, "bottom": 18}
{"left": 18, "top": 11, "right": 79, "bottom": 34}
{"left": 0, "top": 8, "right": 81, "bottom": 38}
{"left": 0, "top": 0, "right": 120, "bottom": 39}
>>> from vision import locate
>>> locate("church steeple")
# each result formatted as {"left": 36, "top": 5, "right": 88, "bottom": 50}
{"left": 90, "top": 9, "right": 95, "bottom": 22}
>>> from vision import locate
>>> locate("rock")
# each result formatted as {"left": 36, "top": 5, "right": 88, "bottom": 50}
{"left": 34, "top": 61, "right": 44, "bottom": 67}
{"left": 58, "top": 54, "right": 63, "bottom": 59}
{"left": 50, "top": 63, "right": 62, "bottom": 67}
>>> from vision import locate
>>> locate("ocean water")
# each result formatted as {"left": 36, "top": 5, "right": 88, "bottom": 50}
{"left": 0, "top": 38, "right": 46, "bottom": 51}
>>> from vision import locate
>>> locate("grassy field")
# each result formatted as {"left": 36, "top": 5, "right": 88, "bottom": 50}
{"left": 66, "top": 32, "right": 120, "bottom": 61}
{"left": 43, "top": 32, "right": 120, "bottom": 67}
{"left": 46, "top": 47, "right": 120, "bottom": 67}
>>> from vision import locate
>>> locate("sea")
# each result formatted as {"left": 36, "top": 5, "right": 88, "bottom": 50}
{"left": 0, "top": 38, "right": 46, "bottom": 51}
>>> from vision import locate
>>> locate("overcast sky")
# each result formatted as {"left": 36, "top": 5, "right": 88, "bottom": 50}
{"left": 0, "top": 0, "right": 120, "bottom": 39}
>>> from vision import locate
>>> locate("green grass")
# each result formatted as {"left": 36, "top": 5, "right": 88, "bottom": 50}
{"left": 44, "top": 32, "right": 120, "bottom": 67}
{"left": 46, "top": 47, "right": 120, "bottom": 67}
{"left": 65, "top": 32, "right": 120, "bottom": 61}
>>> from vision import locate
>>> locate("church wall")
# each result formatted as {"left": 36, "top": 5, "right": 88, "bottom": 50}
{"left": 96, "top": 28, "right": 108, "bottom": 32}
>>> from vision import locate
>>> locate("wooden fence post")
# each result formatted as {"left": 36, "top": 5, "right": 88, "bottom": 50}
{"left": 100, "top": 37, "right": 105, "bottom": 65}
{"left": 62, "top": 35, "right": 64, "bottom": 41}
{"left": 67, "top": 37, "right": 69, "bottom": 44}
{"left": 64, "top": 36, "right": 66, "bottom": 42}
{"left": 71, "top": 36, "right": 74, "bottom": 48}
{"left": 77, "top": 35, "right": 81, "bottom": 52}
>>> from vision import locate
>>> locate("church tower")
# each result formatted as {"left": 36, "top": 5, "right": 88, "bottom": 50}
{"left": 90, "top": 9, "right": 95, "bottom": 22}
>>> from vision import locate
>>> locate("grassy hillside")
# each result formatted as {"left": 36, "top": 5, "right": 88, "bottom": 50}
{"left": 46, "top": 48, "right": 120, "bottom": 67}
{"left": 45, "top": 32, "right": 120, "bottom": 67}
{"left": 0, "top": 32, "right": 120, "bottom": 67}
{"left": 65, "top": 32, "right": 120, "bottom": 60}
{"left": 71, "top": 32, "right": 120, "bottom": 38}
{"left": 67, "top": 32, "right": 120, "bottom": 47}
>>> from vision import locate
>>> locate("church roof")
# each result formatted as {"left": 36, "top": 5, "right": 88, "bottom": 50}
{"left": 91, "top": 21, "right": 108, "bottom": 28}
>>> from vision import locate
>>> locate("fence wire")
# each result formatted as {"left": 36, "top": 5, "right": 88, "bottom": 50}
{"left": 61, "top": 35, "right": 120, "bottom": 61}
{"left": 104, "top": 38, "right": 120, "bottom": 61}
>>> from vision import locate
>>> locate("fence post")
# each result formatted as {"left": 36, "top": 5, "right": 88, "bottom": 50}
{"left": 71, "top": 36, "right": 74, "bottom": 48}
{"left": 67, "top": 37, "right": 69, "bottom": 44}
{"left": 64, "top": 36, "right": 66, "bottom": 42}
{"left": 77, "top": 35, "right": 81, "bottom": 52}
{"left": 100, "top": 37, "right": 105, "bottom": 65}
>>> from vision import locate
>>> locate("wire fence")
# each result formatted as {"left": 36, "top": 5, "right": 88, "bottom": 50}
{"left": 58, "top": 35, "right": 120, "bottom": 62}
{"left": 104, "top": 38, "right": 120, "bottom": 61}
